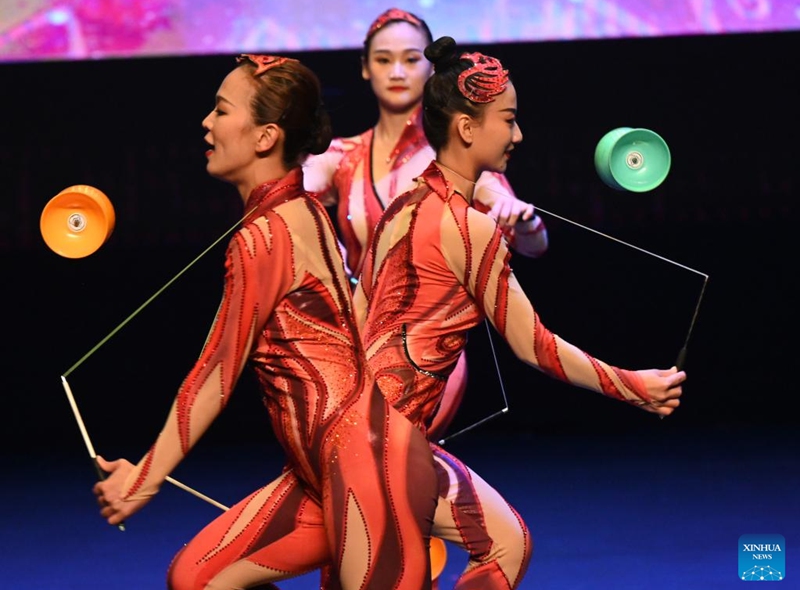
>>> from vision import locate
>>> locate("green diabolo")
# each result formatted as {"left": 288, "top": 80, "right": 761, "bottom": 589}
{"left": 594, "top": 127, "right": 671, "bottom": 192}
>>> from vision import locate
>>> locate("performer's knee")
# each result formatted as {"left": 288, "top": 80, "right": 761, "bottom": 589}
{"left": 476, "top": 517, "right": 532, "bottom": 586}
{"left": 166, "top": 544, "right": 204, "bottom": 590}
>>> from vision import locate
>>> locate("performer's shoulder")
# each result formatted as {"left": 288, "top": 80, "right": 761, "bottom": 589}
{"left": 329, "top": 130, "right": 370, "bottom": 153}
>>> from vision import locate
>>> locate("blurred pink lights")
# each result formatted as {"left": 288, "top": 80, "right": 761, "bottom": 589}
{"left": 2, "top": 0, "right": 798, "bottom": 63}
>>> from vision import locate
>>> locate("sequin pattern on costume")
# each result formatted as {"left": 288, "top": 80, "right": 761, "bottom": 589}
{"left": 360, "top": 161, "right": 651, "bottom": 412}
{"left": 364, "top": 8, "right": 423, "bottom": 43}
{"left": 303, "top": 107, "right": 436, "bottom": 280}
{"left": 457, "top": 52, "right": 509, "bottom": 104}
{"left": 119, "top": 168, "right": 437, "bottom": 590}
{"left": 303, "top": 106, "right": 540, "bottom": 282}
{"left": 351, "top": 160, "right": 653, "bottom": 589}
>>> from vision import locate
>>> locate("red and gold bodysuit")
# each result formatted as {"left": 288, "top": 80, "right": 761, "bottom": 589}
{"left": 303, "top": 109, "right": 547, "bottom": 589}
{"left": 119, "top": 168, "right": 438, "bottom": 590}
{"left": 354, "top": 162, "right": 653, "bottom": 589}
{"left": 303, "top": 106, "right": 547, "bottom": 283}
{"left": 303, "top": 103, "right": 547, "bottom": 436}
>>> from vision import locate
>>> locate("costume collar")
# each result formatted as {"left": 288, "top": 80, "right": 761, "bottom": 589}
{"left": 418, "top": 161, "right": 471, "bottom": 204}
{"left": 384, "top": 105, "right": 429, "bottom": 169}
{"left": 244, "top": 167, "right": 305, "bottom": 216}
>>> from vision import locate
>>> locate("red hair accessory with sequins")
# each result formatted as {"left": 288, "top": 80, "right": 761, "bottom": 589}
{"left": 457, "top": 52, "right": 509, "bottom": 104}
{"left": 365, "top": 8, "right": 422, "bottom": 42}
{"left": 237, "top": 54, "right": 297, "bottom": 76}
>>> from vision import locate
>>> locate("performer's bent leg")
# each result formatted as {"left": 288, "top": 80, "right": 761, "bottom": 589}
{"left": 319, "top": 430, "right": 528, "bottom": 590}
{"left": 168, "top": 470, "right": 329, "bottom": 590}
{"left": 432, "top": 445, "right": 532, "bottom": 590}
{"left": 323, "top": 386, "right": 438, "bottom": 590}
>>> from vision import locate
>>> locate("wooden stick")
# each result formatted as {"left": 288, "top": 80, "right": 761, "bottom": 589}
{"left": 61, "top": 376, "right": 125, "bottom": 531}
{"left": 166, "top": 476, "right": 229, "bottom": 511}
{"left": 60, "top": 376, "right": 229, "bottom": 524}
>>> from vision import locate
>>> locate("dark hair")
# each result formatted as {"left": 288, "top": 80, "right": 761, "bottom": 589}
{"left": 362, "top": 9, "right": 433, "bottom": 57}
{"left": 422, "top": 36, "right": 485, "bottom": 152}
{"left": 238, "top": 59, "right": 332, "bottom": 168}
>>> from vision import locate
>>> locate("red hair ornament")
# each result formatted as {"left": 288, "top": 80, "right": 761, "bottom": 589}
{"left": 457, "top": 52, "right": 509, "bottom": 104}
{"left": 365, "top": 8, "right": 422, "bottom": 42}
{"left": 237, "top": 54, "right": 297, "bottom": 76}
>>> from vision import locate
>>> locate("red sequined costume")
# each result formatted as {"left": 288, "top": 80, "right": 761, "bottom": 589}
{"left": 119, "top": 168, "right": 438, "bottom": 590}
{"left": 354, "top": 162, "right": 653, "bottom": 589}
{"left": 303, "top": 105, "right": 546, "bottom": 283}
{"left": 303, "top": 107, "right": 546, "bottom": 589}
{"left": 304, "top": 103, "right": 546, "bottom": 437}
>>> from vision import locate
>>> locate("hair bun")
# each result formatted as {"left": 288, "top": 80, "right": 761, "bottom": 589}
{"left": 307, "top": 103, "right": 333, "bottom": 155}
{"left": 424, "top": 36, "right": 461, "bottom": 72}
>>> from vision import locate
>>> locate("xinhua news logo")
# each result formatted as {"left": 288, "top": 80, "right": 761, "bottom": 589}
{"left": 739, "top": 534, "right": 785, "bottom": 581}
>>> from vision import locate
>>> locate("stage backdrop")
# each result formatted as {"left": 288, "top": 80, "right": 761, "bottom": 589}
{"left": 1, "top": 27, "right": 797, "bottom": 451}
{"left": 2, "top": 0, "right": 799, "bottom": 62}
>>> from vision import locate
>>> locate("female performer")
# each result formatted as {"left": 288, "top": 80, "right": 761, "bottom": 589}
{"left": 93, "top": 54, "right": 438, "bottom": 590}
{"left": 304, "top": 5, "right": 548, "bottom": 449}
{"left": 304, "top": 8, "right": 548, "bottom": 284}
{"left": 303, "top": 10, "right": 544, "bottom": 589}
{"left": 354, "top": 37, "right": 686, "bottom": 589}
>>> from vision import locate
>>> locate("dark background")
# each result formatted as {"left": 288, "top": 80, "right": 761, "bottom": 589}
{"left": 2, "top": 30, "right": 797, "bottom": 462}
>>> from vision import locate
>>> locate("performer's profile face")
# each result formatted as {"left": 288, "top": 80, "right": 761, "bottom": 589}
{"left": 202, "top": 67, "right": 262, "bottom": 183}
{"left": 467, "top": 82, "right": 523, "bottom": 174}
{"left": 362, "top": 21, "right": 432, "bottom": 114}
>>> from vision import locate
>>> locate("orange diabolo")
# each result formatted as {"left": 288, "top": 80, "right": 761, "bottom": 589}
{"left": 40, "top": 185, "right": 116, "bottom": 258}
{"left": 431, "top": 536, "right": 447, "bottom": 584}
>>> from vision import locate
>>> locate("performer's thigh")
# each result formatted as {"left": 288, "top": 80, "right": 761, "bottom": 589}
{"left": 326, "top": 398, "right": 437, "bottom": 590}
{"left": 431, "top": 447, "right": 531, "bottom": 588}
{"left": 168, "top": 471, "right": 329, "bottom": 590}
{"left": 426, "top": 350, "right": 468, "bottom": 442}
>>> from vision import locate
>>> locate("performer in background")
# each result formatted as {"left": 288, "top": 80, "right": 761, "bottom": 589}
{"left": 93, "top": 53, "right": 438, "bottom": 590}
{"left": 304, "top": 5, "right": 548, "bottom": 446}
{"left": 354, "top": 36, "right": 686, "bottom": 589}
{"left": 302, "top": 10, "right": 544, "bottom": 589}
{"left": 304, "top": 8, "right": 548, "bottom": 284}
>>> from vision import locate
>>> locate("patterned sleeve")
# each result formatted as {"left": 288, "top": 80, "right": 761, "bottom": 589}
{"left": 302, "top": 138, "right": 347, "bottom": 206}
{"left": 441, "top": 207, "right": 650, "bottom": 405}
{"left": 120, "top": 214, "right": 295, "bottom": 501}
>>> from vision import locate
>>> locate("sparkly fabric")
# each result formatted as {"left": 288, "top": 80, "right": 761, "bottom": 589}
{"left": 121, "top": 168, "right": 438, "bottom": 590}
{"left": 303, "top": 106, "right": 542, "bottom": 281}
{"left": 303, "top": 110, "right": 549, "bottom": 589}
{"left": 457, "top": 52, "right": 510, "bottom": 104}
{"left": 358, "top": 161, "right": 650, "bottom": 414}
{"left": 348, "top": 161, "right": 652, "bottom": 589}
{"left": 364, "top": 8, "right": 423, "bottom": 44}
{"left": 304, "top": 107, "right": 428, "bottom": 279}
{"left": 237, "top": 53, "right": 297, "bottom": 76}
